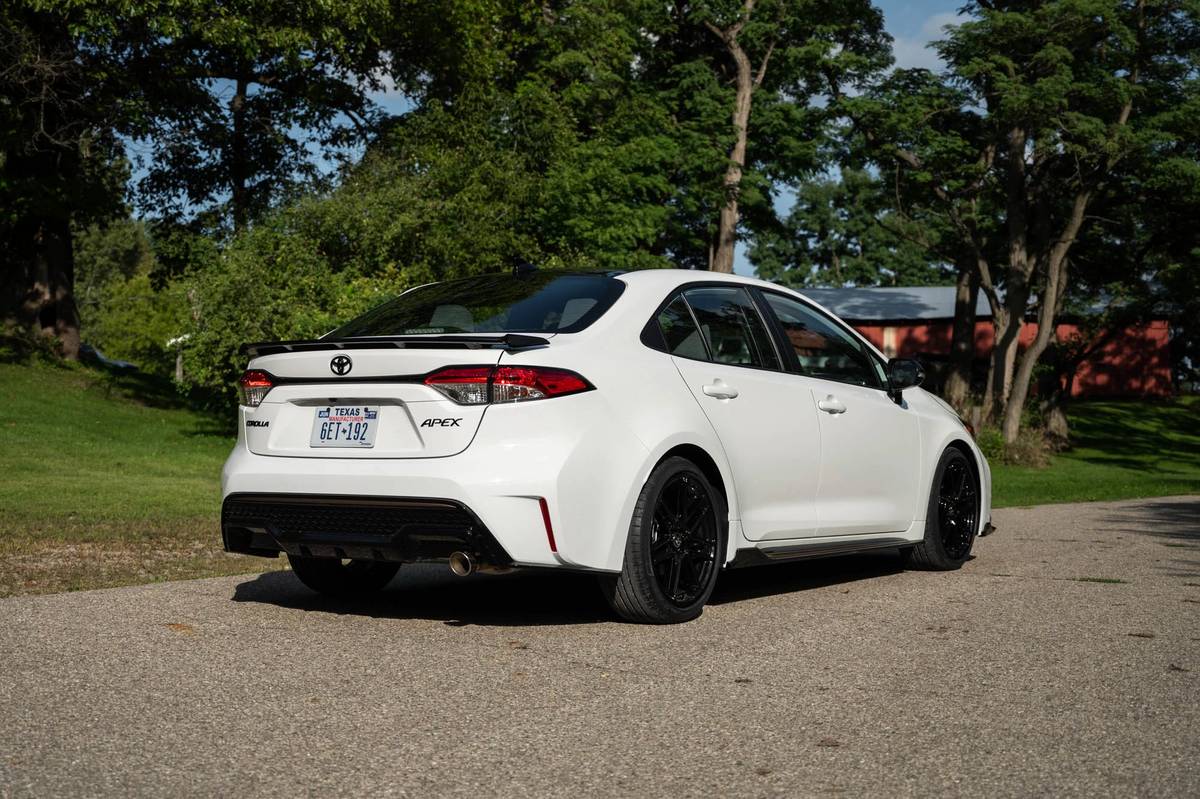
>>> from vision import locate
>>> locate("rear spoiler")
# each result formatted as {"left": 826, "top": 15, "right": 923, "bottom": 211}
{"left": 241, "top": 333, "right": 550, "bottom": 359}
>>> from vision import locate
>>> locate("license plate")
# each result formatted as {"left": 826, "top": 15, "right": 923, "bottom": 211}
{"left": 310, "top": 406, "right": 378, "bottom": 448}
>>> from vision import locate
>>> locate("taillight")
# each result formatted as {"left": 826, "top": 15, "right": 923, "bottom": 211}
{"left": 424, "top": 366, "right": 592, "bottom": 405}
{"left": 493, "top": 366, "right": 591, "bottom": 402}
{"left": 237, "top": 369, "right": 273, "bottom": 407}
{"left": 423, "top": 367, "right": 492, "bottom": 405}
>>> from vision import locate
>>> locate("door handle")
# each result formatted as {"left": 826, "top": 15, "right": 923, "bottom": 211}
{"left": 702, "top": 381, "right": 739, "bottom": 400}
{"left": 817, "top": 395, "right": 847, "bottom": 414}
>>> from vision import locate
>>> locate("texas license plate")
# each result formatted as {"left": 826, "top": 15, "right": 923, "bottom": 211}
{"left": 310, "top": 406, "right": 378, "bottom": 448}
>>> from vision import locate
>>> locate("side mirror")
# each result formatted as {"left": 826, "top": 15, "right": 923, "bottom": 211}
{"left": 886, "top": 358, "right": 924, "bottom": 401}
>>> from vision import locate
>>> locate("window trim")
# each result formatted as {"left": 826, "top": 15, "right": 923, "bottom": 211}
{"left": 753, "top": 287, "right": 890, "bottom": 391}
{"left": 643, "top": 281, "right": 786, "bottom": 375}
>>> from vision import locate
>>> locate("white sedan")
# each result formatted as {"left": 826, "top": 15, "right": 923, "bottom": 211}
{"left": 221, "top": 268, "right": 993, "bottom": 623}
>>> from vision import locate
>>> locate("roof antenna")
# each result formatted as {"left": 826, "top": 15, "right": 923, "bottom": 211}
{"left": 512, "top": 260, "right": 538, "bottom": 277}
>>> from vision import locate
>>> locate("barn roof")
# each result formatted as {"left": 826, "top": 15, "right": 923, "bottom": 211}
{"left": 801, "top": 286, "right": 992, "bottom": 322}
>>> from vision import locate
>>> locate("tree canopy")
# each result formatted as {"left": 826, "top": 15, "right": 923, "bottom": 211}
{"left": 1, "top": 0, "right": 1197, "bottom": 439}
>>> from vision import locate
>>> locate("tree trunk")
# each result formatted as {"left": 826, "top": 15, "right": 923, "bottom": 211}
{"left": 1002, "top": 269, "right": 1066, "bottom": 441}
{"left": 705, "top": 1, "right": 774, "bottom": 274}
{"left": 230, "top": 73, "right": 250, "bottom": 232}
{"left": 944, "top": 260, "right": 979, "bottom": 409}
{"left": 40, "top": 217, "right": 81, "bottom": 359}
{"left": 1001, "top": 191, "right": 1087, "bottom": 442}
{"left": 984, "top": 286, "right": 1026, "bottom": 423}
{"left": 710, "top": 34, "right": 754, "bottom": 274}
{"left": 1039, "top": 346, "right": 1071, "bottom": 448}
{"left": 3, "top": 215, "right": 81, "bottom": 359}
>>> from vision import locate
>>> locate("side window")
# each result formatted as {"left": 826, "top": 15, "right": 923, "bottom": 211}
{"left": 763, "top": 293, "right": 883, "bottom": 388}
{"left": 682, "top": 287, "right": 780, "bottom": 369}
{"left": 656, "top": 296, "right": 709, "bottom": 360}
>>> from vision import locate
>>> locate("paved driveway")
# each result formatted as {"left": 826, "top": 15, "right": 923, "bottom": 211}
{"left": 1, "top": 496, "right": 1197, "bottom": 797}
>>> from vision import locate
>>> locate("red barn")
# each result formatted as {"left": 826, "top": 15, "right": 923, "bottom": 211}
{"left": 802, "top": 287, "right": 1173, "bottom": 399}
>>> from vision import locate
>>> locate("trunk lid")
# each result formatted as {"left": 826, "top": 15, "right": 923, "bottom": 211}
{"left": 242, "top": 343, "right": 512, "bottom": 459}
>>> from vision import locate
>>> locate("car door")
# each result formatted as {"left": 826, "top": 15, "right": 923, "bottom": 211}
{"left": 658, "top": 285, "right": 823, "bottom": 540}
{"left": 760, "top": 291, "right": 920, "bottom": 536}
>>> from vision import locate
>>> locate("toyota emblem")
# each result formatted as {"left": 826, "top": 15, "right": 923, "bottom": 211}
{"left": 330, "top": 355, "right": 353, "bottom": 376}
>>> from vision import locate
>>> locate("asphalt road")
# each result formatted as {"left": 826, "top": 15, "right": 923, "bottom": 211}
{"left": 2, "top": 496, "right": 1198, "bottom": 798}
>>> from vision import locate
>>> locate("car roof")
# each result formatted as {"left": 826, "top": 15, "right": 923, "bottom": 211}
{"left": 613, "top": 268, "right": 888, "bottom": 360}
{"left": 615, "top": 268, "right": 788, "bottom": 294}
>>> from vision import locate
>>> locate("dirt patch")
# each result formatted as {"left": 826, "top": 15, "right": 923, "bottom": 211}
{"left": 0, "top": 515, "right": 279, "bottom": 597}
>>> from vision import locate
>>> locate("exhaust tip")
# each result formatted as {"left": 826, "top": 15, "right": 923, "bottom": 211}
{"left": 448, "top": 551, "right": 474, "bottom": 577}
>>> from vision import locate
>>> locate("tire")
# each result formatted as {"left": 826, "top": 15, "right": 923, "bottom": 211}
{"left": 598, "top": 456, "right": 726, "bottom": 624}
{"left": 904, "top": 447, "right": 980, "bottom": 570}
{"left": 286, "top": 555, "right": 401, "bottom": 597}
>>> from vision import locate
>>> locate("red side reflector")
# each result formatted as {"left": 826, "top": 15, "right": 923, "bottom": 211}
{"left": 539, "top": 497, "right": 557, "bottom": 553}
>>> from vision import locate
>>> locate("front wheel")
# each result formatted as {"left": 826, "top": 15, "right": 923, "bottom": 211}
{"left": 904, "top": 447, "right": 980, "bottom": 570}
{"left": 286, "top": 555, "right": 401, "bottom": 597}
{"left": 599, "top": 457, "right": 726, "bottom": 624}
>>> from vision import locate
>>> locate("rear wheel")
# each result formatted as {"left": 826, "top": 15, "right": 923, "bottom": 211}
{"left": 904, "top": 447, "right": 979, "bottom": 570}
{"left": 286, "top": 555, "right": 400, "bottom": 597}
{"left": 599, "top": 457, "right": 725, "bottom": 624}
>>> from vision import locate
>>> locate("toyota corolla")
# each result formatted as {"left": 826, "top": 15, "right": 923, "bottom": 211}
{"left": 221, "top": 268, "right": 993, "bottom": 623}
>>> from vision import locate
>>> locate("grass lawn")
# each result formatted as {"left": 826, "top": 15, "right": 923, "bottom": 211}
{"left": 0, "top": 361, "right": 1197, "bottom": 596}
{"left": 0, "top": 362, "right": 273, "bottom": 596}
{"left": 991, "top": 397, "right": 1200, "bottom": 508}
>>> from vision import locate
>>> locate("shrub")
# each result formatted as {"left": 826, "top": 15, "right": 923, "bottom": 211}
{"left": 179, "top": 218, "right": 350, "bottom": 402}
{"left": 975, "top": 425, "right": 1052, "bottom": 468}
{"left": 87, "top": 273, "right": 188, "bottom": 377}
{"left": 0, "top": 325, "right": 63, "bottom": 364}
{"left": 975, "top": 426, "right": 1005, "bottom": 462}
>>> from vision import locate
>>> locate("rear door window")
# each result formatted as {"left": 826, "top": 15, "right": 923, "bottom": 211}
{"left": 656, "top": 296, "right": 710, "bottom": 360}
{"left": 679, "top": 286, "right": 780, "bottom": 370}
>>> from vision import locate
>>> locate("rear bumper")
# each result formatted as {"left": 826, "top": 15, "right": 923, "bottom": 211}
{"left": 220, "top": 391, "right": 651, "bottom": 572}
{"left": 222, "top": 493, "right": 513, "bottom": 564}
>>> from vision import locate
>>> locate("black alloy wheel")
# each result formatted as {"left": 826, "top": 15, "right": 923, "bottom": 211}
{"left": 904, "top": 447, "right": 980, "bottom": 571}
{"left": 599, "top": 456, "right": 726, "bottom": 623}
{"left": 649, "top": 472, "right": 721, "bottom": 608}
{"left": 936, "top": 455, "right": 979, "bottom": 560}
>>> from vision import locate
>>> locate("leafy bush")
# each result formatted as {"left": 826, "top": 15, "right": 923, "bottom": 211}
{"left": 87, "top": 273, "right": 187, "bottom": 377}
{"left": 0, "top": 325, "right": 63, "bottom": 364}
{"left": 179, "top": 219, "right": 349, "bottom": 402}
{"left": 976, "top": 425, "right": 1052, "bottom": 468}
{"left": 975, "top": 426, "right": 1005, "bottom": 462}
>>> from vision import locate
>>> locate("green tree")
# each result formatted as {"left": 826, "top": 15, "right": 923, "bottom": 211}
{"left": 74, "top": 218, "right": 155, "bottom": 328}
{"left": 2, "top": 0, "right": 397, "bottom": 359}
{"left": 0, "top": 2, "right": 129, "bottom": 359}
{"left": 126, "top": 0, "right": 392, "bottom": 232}
{"left": 750, "top": 169, "right": 949, "bottom": 288}
{"left": 842, "top": 0, "right": 1200, "bottom": 441}
{"left": 677, "top": 0, "right": 891, "bottom": 271}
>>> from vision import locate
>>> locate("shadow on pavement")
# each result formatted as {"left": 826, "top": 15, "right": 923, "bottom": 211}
{"left": 231, "top": 550, "right": 908, "bottom": 626}
{"left": 1102, "top": 497, "right": 1200, "bottom": 579}
{"left": 708, "top": 551, "right": 905, "bottom": 606}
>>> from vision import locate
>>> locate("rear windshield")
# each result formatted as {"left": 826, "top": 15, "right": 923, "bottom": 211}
{"left": 328, "top": 272, "right": 626, "bottom": 338}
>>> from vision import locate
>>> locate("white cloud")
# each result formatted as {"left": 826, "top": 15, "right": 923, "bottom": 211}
{"left": 891, "top": 11, "right": 961, "bottom": 72}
